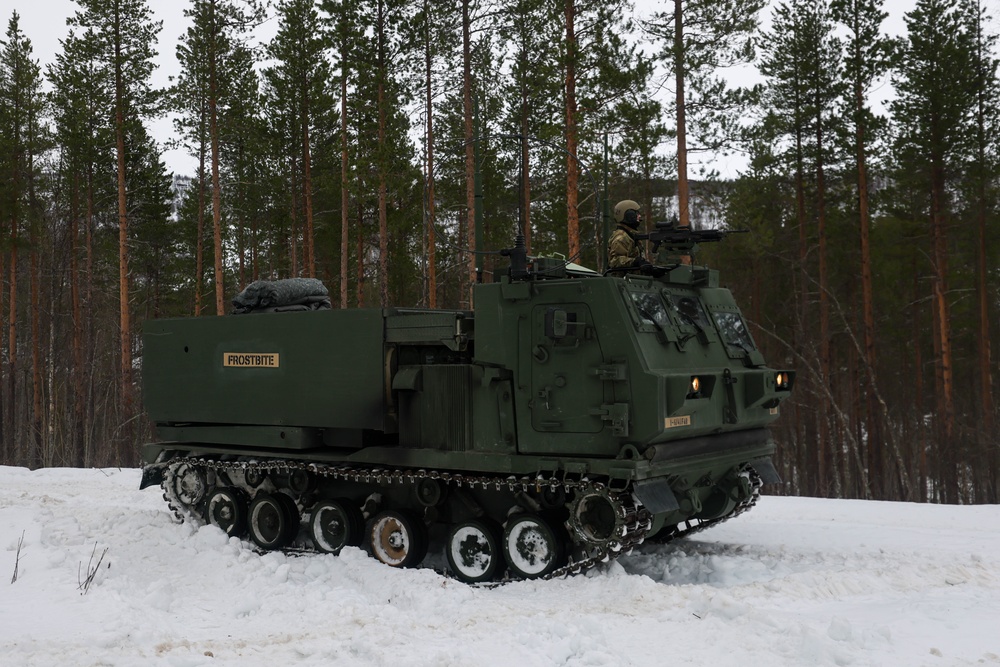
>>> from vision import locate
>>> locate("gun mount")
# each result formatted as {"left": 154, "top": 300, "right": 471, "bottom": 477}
{"left": 637, "top": 221, "right": 748, "bottom": 258}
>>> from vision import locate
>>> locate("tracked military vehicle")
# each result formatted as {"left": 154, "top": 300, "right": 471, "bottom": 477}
{"left": 140, "top": 230, "right": 794, "bottom": 582}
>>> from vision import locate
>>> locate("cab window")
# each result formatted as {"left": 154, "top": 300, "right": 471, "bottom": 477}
{"left": 629, "top": 291, "right": 670, "bottom": 328}
{"left": 668, "top": 294, "right": 711, "bottom": 331}
{"left": 713, "top": 311, "right": 756, "bottom": 352}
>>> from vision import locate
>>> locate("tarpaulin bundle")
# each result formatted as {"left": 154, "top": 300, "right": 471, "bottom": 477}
{"left": 231, "top": 278, "right": 332, "bottom": 314}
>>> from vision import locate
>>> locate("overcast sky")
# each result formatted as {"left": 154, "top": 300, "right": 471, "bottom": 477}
{"left": 8, "top": 0, "right": 922, "bottom": 178}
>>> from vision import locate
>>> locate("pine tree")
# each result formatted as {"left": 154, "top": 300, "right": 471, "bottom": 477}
{"left": 604, "top": 51, "right": 669, "bottom": 258}
{"left": 68, "top": 0, "right": 162, "bottom": 417}
{"left": 173, "top": 4, "right": 211, "bottom": 315}
{"left": 645, "top": 0, "right": 765, "bottom": 229}
{"left": 0, "top": 12, "right": 47, "bottom": 466}
{"left": 891, "top": 0, "right": 977, "bottom": 502}
{"left": 959, "top": 0, "right": 999, "bottom": 499}
{"left": 264, "top": 0, "right": 334, "bottom": 281}
{"left": 357, "top": 0, "right": 413, "bottom": 307}
{"left": 413, "top": 0, "right": 460, "bottom": 307}
{"left": 48, "top": 27, "right": 112, "bottom": 466}
{"left": 128, "top": 121, "right": 177, "bottom": 319}
{"left": 498, "top": 0, "right": 561, "bottom": 256}
{"left": 760, "top": 0, "right": 843, "bottom": 496}
{"left": 321, "top": 0, "right": 363, "bottom": 308}
{"left": 830, "top": 0, "right": 897, "bottom": 497}
{"left": 221, "top": 43, "right": 267, "bottom": 288}
{"left": 177, "top": 0, "right": 264, "bottom": 313}
{"left": 560, "top": 1, "right": 637, "bottom": 265}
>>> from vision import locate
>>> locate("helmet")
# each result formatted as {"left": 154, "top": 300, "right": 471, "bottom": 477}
{"left": 614, "top": 200, "right": 641, "bottom": 229}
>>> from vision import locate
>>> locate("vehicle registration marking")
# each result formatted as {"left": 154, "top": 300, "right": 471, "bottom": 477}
{"left": 664, "top": 415, "right": 691, "bottom": 429}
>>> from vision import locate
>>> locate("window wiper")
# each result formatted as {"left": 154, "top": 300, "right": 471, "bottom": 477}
{"left": 634, "top": 303, "right": 667, "bottom": 336}
{"left": 678, "top": 310, "right": 704, "bottom": 333}
{"left": 675, "top": 310, "right": 707, "bottom": 348}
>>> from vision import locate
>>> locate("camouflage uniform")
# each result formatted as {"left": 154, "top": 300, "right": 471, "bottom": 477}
{"left": 608, "top": 224, "right": 643, "bottom": 269}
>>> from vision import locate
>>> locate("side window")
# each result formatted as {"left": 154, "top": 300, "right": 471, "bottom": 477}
{"left": 713, "top": 311, "right": 756, "bottom": 352}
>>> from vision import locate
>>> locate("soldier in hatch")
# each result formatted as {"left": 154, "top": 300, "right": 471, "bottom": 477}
{"left": 608, "top": 199, "right": 651, "bottom": 270}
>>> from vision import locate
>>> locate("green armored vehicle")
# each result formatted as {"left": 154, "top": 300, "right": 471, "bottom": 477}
{"left": 140, "top": 232, "right": 793, "bottom": 582}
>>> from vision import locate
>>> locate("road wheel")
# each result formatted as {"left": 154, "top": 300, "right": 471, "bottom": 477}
{"left": 369, "top": 510, "right": 428, "bottom": 568}
{"left": 503, "top": 513, "right": 565, "bottom": 579}
{"left": 309, "top": 498, "right": 364, "bottom": 554}
{"left": 249, "top": 492, "right": 298, "bottom": 550}
{"left": 446, "top": 519, "right": 505, "bottom": 583}
{"left": 205, "top": 487, "right": 249, "bottom": 538}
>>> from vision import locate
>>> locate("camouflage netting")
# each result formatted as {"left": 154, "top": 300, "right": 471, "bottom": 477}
{"left": 231, "top": 278, "right": 332, "bottom": 314}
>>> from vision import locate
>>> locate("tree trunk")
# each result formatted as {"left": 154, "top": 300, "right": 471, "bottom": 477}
{"left": 817, "top": 115, "right": 830, "bottom": 497}
{"left": 302, "top": 107, "right": 315, "bottom": 278}
{"left": 912, "top": 258, "right": 927, "bottom": 502}
{"left": 339, "top": 32, "right": 350, "bottom": 309}
{"left": 425, "top": 7, "right": 437, "bottom": 308}
{"left": 930, "top": 157, "right": 955, "bottom": 501}
{"left": 195, "top": 141, "right": 206, "bottom": 315}
{"left": 289, "top": 155, "right": 298, "bottom": 277}
{"left": 377, "top": 0, "right": 389, "bottom": 308}
{"left": 854, "top": 79, "right": 881, "bottom": 499}
{"left": 674, "top": 0, "right": 690, "bottom": 229}
{"left": 85, "top": 166, "right": 95, "bottom": 465}
{"left": 209, "top": 0, "right": 225, "bottom": 315}
{"left": 462, "top": 0, "right": 475, "bottom": 308}
{"left": 564, "top": 0, "right": 580, "bottom": 260}
{"left": 70, "top": 171, "right": 83, "bottom": 466}
{"left": 520, "top": 98, "right": 532, "bottom": 254}
{"left": 30, "top": 218, "right": 41, "bottom": 469}
{"left": 114, "top": 3, "right": 132, "bottom": 415}
{"left": 6, "top": 171, "right": 16, "bottom": 463}
{"left": 974, "top": 65, "right": 995, "bottom": 467}
{"left": 356, "top": 203, "right": 365, "bottom": 307}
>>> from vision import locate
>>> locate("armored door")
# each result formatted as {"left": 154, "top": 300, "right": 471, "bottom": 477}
{"left": 528, "top": 303, "right": 606, "bottom": 434}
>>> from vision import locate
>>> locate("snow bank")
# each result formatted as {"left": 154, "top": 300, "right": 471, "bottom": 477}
{"left": 1, "top": 466, "right": 998, "bottom": 666}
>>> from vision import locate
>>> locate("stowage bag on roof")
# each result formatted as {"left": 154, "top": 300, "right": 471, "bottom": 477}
{"left": 231, "top": 278, "right": 332, "bottom": 314}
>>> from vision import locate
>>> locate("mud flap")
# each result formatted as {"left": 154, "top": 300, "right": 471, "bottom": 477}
{"left": 633, "top": 478, "right": 679, "bottom": 514}
{"left": 749, "top": 458, "right": 781, "bottom": 484}
{"left": 139, "top": 463, "right": 168, "bottom": 490}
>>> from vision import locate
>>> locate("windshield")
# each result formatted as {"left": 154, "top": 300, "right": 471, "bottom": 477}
{"left": 668, "top": 294, "right": 711, "bottom": 331}
{"left": 629, "top": 291, "right": 670, "bottom": 328}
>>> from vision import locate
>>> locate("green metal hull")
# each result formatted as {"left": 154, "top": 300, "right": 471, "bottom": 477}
{"left": 140, "top": 262, "right": 793, "bottom": 580}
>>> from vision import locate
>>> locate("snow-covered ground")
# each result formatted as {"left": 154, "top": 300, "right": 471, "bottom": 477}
{"left": 1, "top": 466, "right": 998, "bottom": 667}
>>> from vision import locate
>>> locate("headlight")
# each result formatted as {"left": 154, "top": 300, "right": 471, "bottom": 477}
{"left": 775, "top": 372, "right": 788, "bottom": 389}
{"left": 690, "top": 376, "right": 701, "bottom": 394}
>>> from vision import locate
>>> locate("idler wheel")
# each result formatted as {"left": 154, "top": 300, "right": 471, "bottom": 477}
{"left": 446, "top": 519, "right": 505, "bottom": 583}
{"left": 172, "top": 463, "right": 207, "bottom": 509}
{"left": 567, "top": 488, "right": 626, "bottom": 548}
{"left": 503, "top": 513, "right": 565, "bottom": 579}
{"left": 309, "top": 498, "right": 364, "bottom": 554}
{"left": 248, "top": 492, "right": 299, "bottom": 550}
{"left": 369, "top": 510, "right": 428, "bottom": 568}
{"left": 205, "top": 487, "right": 249, "bottom": 538}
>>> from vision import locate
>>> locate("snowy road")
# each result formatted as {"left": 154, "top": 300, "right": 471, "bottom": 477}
{"left": 1, "top": 466, "right": 998, "bottom": 666}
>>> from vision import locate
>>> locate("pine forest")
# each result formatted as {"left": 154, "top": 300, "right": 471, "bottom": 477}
{"left": 0, "top": 0, "right": 997, "bottom": 505}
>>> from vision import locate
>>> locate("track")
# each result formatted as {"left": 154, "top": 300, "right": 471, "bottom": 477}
{"left": 155, "top": 456, "right": 760, "bottom": 582}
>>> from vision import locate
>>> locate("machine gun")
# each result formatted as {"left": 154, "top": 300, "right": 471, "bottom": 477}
{"left": 636, "top": 221, "right": 748, "bottom": 257}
